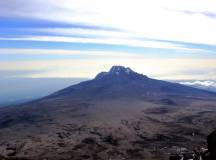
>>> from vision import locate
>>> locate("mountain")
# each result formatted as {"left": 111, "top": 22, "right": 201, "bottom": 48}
{"left": 45, "top": 66, "right": 215, "bottom": 101}
{"left": 0, "top": 66, "right": 216, "bottom": 160}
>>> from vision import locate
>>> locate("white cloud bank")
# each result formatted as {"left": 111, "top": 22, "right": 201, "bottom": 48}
{"left": 180, "top": 80, "right": 216, "bottom": 92}
{"left": 180, "top": 81, "right": 216, "bottom": 87}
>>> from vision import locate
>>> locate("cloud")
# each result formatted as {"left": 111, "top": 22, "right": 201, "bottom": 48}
{"left": 179, "top": 80, "right": 216, "bottom": 92}
{"left": 0, "top": 36, "right": 207, "bottom": 53}
{"left": 180, "top": 81, "right": 216, "bottom": 87}
{"left": 1, "top": 0, "right": 216, "bottom": 46}
{"left": 0, "top": 48, "right": 148, "bottom": 59}
{"left": 0, "top": 0, "right": 215, "bottom": 80}
{"left": 175, "top": 10, "right": 216, "bottom": 19}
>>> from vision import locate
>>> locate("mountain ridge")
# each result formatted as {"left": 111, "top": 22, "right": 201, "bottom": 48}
{"left": 44, "top": 66, "right": 216, "bottom": 101}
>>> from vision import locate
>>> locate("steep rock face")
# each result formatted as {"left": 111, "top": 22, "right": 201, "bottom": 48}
{"left": 169, "top": 130, "right": 216, "bottom": 160}
{"left": 207, "top": 130, "right": 216, "bottom": 159}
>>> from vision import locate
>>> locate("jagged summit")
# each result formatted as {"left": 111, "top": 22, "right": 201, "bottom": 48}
{"left": 109, "top": 66, "right": 133, "bottom": 75}
{"left": 95, "top": 65, "right": 146, "bottom": 80}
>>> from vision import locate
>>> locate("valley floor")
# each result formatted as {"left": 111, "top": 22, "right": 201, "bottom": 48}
{"left": 0, "top": 97, "right": 216, "bottom": 160}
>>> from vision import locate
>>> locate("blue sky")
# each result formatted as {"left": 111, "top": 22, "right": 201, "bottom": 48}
{"left": 0, "top": 0, "right": 216, "bottom": 80}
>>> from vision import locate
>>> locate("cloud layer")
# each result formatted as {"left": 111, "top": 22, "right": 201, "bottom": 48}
{"left": 0, "top": 0, "right": 216, "bottom": 79}
{"left": 1, "top": 0, "right": 216, "bottom": 45}
{"left": 1, "top": 57, "right": 216, "bottom": 80}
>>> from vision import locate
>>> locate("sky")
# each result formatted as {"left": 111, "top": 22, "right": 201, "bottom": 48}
{"left": 0, "top": 0, "right": 216, "bottom": 80}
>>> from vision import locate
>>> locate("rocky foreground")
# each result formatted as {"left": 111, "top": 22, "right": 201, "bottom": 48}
{"left": 0, "top": 129, "right": 215, "bottom": 160}
{"left": 169, "top": 130, "right": 216, "bottom": 160}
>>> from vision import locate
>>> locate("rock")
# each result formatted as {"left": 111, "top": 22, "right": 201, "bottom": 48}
{"left": 207, "top": 130, "right": 216, "bottom": 160}
{"left": 103, "top": 135, "right": 119, "bottom": 146}
{"left": 82, "top": 137, "right": 96, "bottom": 144}
{"left": 169, "top": 154, "right": 182, "bottom": 160}
{"left": 168, "top": 130, "right": 216, "bottom": 160}
{"left": 182, "top": 152, "right": 195, "bottom": 159}
{"left": 7, "top": 151, "right": 17, "bottom": 157}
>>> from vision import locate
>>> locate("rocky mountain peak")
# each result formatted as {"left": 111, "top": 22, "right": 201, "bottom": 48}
{"left": 109, "top": 66, "right": 133, "bottom": 75}
{"left": 95, "top": 66, "right": 140, "bottom": 80}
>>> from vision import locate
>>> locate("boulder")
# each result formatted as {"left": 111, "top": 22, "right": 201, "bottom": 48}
{"left": 207, "top": 130, "right": 216, "bottom": 159}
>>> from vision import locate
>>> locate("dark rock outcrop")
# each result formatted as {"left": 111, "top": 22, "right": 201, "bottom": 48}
{"left": 169, "top": 129, "right": 216, "bottom": 160}
{"left": 207, "top": 130, "right": 216, "bottom": 160}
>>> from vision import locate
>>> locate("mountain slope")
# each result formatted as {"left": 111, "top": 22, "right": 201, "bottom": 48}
{"left": 0, "top": 66, "right": 216, "bottom": 160}
{"left": 44, "top": 66, "right": 215, "bottom": 101}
